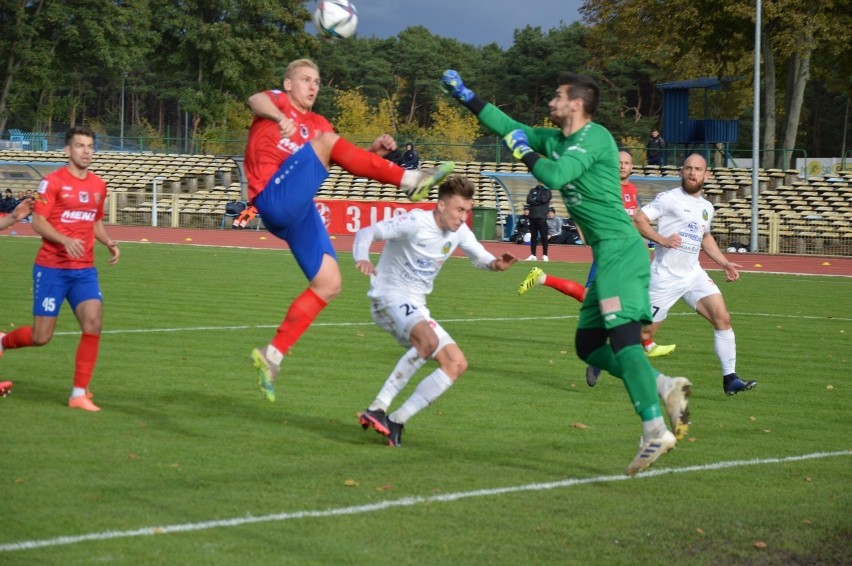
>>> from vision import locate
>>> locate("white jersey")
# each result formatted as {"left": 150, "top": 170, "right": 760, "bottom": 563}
{"left": 365, "top": 208, "right": 496, "bottom": 306}
{"left": 641, "top": 187, "right": 714, "bottom": 277}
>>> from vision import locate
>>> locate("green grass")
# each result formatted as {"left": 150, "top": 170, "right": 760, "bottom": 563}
{"left": 0, "top": 237, "right": 849, "bottom": 565}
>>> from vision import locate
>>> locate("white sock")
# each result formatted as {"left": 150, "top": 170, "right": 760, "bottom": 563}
{"left": 369, "top": 347, "right": 426, "bottom": 412}
{"left": 714, "top": 329, "right": 736, "bottom": 375}
{"left": 655, "top": 373, "right": 673, "bottom": 398}
{"left": 644, "top": 341, "right": 657, "bottom": 352}
{"left": 265, "top": 344, "right": 284, "bottom": 366}
{"left": 642, "top": 416, "right": 668, "bottom": 441}
{"left": 400, "top": 169, "right": 421, "bottom": 192}
{"left": 71, "top": 387, "right": 87, "bottom": 399}
{"left": 389, "top": 368, "right": 453, "bottom": 425}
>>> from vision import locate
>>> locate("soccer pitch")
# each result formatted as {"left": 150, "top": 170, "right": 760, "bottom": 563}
{"left": 0, "top": 238, "right": 849, "bottom": 564}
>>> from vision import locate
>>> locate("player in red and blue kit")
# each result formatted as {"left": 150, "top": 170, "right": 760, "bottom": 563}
{"left": 0, "top": 126, "right": 120, "bottom": 411}
{"left": 246, "top": 58, "right": 454, "bottom": 402}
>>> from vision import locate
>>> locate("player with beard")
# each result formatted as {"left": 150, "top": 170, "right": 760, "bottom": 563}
{"left": 633, "top": 154, "right": 756, "bottom": 396}
{"left": 0, "top": 126, "right": 120, "bottom": 411}
{"left": 442, "top": 70, "right": 691, "bottom": 475}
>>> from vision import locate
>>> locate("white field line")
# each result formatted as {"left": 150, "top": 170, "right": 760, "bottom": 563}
{"left": 1, "top": 450, "right": 849, "bottom": 553}
{"left": 48, "top": 310, "right": 852, "bottom": 338}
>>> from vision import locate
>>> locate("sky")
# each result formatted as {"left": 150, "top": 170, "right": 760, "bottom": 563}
{"left": 316, "top": 0, "right": 586, "bottom": 48}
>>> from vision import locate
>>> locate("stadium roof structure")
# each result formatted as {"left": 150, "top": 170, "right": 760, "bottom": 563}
{"left": 657, "top": 77, "right": 742, "bottom": 91}
{"left": 480, "top": 171, "right": 680, "bottom": 241}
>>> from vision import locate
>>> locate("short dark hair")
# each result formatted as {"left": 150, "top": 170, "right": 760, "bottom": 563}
{"left": 65, "top": 125, "right": 95, "bottom": 146}
{"left": 557, "top": 72, "right": 600, "bottom": 116}
{"left": 548, "top": 207, "right": 556, "bottom": 212}
{"left": 437, "top": 175, "right": 475, "bottom": 201}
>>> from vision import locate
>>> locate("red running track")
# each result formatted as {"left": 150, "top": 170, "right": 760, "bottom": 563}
{"left": 3, "top": 223, "right": 851, "bottom": 277}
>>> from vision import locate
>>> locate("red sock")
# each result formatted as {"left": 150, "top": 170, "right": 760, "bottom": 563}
{"left": 642, "top": 338, "right": 655, "bottom": 349}
{"left": 270, "top": 288, "right": 328, "bottom": 356}
{"left": 74, "top": 333, "right": 100, "bottom": 389}
{"left": 543, "top": 275, "right": 586, "bottom": 303}
{"left": 2, "top": 326, "right": 34, "bottom": 350}
{"left": 329, "top": 137, "right": 405, "bottom": 186}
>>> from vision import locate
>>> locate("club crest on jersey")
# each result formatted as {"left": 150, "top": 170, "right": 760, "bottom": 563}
{"left": 79, "top": 191, "right": 90, "bottom": 203}
{"left": 702, "top": 209, "right": 709, "bottom": 220}
{"left": 442, "top": 242, "right": 451, "bottom": 255}
{"left": 300, "top": 124, "right": 309, "bottom": 139}
{"left": 563, "top": 188, "right": 581, "bottom": 206}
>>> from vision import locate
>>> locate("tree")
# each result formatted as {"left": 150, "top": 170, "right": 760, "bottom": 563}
{"left": 581, "top": 0, "right": 845, "bottom": 167}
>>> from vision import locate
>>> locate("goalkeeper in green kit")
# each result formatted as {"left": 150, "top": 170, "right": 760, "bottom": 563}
{"left": 441, "top": 70, "right": 692, "bottom": 475}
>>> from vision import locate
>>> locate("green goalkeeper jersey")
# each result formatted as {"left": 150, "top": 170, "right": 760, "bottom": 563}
{"left": 479, "top": 104, "right": 635, "bottom": 246}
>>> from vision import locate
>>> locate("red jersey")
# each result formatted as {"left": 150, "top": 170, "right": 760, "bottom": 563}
{"left": 243, "top": 90, "right": 334, "bottom": 200}
{"left": 34, "top": 166, "right": 107, "bottom": 269}
{"left": 621, "top": 180, "right": 639, "bottom": 216}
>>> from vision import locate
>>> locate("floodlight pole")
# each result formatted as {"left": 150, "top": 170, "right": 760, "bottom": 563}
{"left": 750, "top": 0, "right": 761, "bottom": 252}
{"left": 120, "top": 73, "right": 127, "bottom": 151}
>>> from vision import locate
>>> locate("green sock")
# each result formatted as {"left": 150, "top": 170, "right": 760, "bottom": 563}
{"left": 615, "top": 345, "right": 662, "bottom": 419}
{"left": 584, "top": 345, "right": 623, "bottom": 379}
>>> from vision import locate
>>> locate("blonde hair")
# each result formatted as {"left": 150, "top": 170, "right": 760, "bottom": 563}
{"left": 285, "top": 58, "right": 319, "bottom": 80}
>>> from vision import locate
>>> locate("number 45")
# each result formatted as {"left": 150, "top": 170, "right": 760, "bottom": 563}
{"left": 42, "top": 297, "right": 57, "bottom": 313}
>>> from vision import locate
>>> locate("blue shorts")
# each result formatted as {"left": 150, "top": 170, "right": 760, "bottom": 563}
{"left": 253, "top": 143, "right": 335, "bottom": 280}
{"left": 33, "top": 265, "right": 102, "bottom": 317}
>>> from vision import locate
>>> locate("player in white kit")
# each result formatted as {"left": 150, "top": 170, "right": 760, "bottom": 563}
{"left": 633, "top": 153, "right": 757, "bottom": 396}
{"left": 353, "top": 176, "right": 517, "bottom": 446}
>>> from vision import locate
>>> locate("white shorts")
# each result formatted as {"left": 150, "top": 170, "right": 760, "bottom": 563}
{"left": 648, "top": 265, "right": 721, "bottom": 322}
{"left": 370, "top": 300, "right": 454, "bottom": 353}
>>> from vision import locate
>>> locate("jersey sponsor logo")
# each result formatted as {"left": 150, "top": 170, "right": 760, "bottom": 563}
{"left": 62, "top": 185, "right": 73, "bottom": 191}
{"left": 60, "top": 209, "right": 97, "bottom": 223}
{"left": 687, "top": 221, "right": 698, "bottom": 232}
{"left": 414, "top": 257, "right": 434, "bottom": 269}
{"left": 277, "top": 136, "right": 301, "bottom": 155}
{"left": 37, "top": 180, "right": 49, "bottom": 194}
{"left": 599, "top": 295, "right": 622, "bottom": 315}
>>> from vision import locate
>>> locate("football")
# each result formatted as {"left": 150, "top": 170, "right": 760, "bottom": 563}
{"left": 313, "top": 0, "right": 358, "bottom": 40}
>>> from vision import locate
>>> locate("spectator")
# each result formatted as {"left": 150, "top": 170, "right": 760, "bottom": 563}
{"left": 546, "top": 207, "right": 564, "bottom": 243}
{"left": 509, "top": 204, "right": 531, "bottom": 243}
{"left": 384, "top": 148, "right": 404, "bottom": 167}
{"left": 646, "top": 129, "right": 666, "bottom": 167}
{"left": 0, "top": 195, "right": 33, "bottom": 230}
{"left": 525, "top": 184, "right": 551, "bottom": 261}
{"left": 401, "top": 142, "right": 420, "bottom": 170}
{"left": 1, "top": 189, "right": 16, "bottom": 213}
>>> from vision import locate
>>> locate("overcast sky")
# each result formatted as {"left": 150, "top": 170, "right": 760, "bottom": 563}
{"left": 317, "top": 0, "right": 586, "bottom": 48}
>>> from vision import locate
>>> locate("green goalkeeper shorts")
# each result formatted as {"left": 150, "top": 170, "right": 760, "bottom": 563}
{"left": 578, "top": 235, "right": 653, "bottom": 330}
